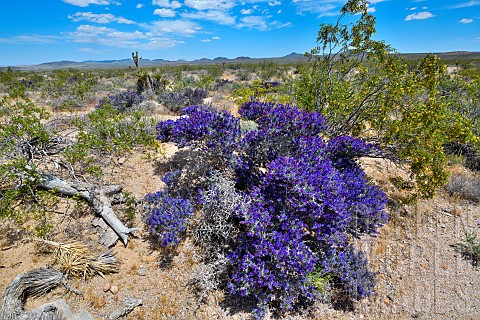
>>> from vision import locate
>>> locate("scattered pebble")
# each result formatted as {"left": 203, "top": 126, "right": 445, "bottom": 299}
{"left": 103, "top": 283, "right": 111, "bottom": 292}
{"left": 137, "top": 266, "right": 147, "bottom": 276}
{"left": 110, "top": 285, "right": 119, "bottom": 294}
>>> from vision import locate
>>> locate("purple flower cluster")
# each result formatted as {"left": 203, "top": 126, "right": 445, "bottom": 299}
{"left": 157, "top": 87, "right": 208, "bottom": 113}
{"left": 156, "top": 105, "right": 241, "bottom": 157}
{"left": 143, "top": 191, "right": 193, "bottom": 246}
{"left": 151, "top": 101, "right": 387, "bottom": 317}
{"left": 261, "top": 81, "right": 280, "bottom": 89}
{"left": 322, "top": 245, "right": 376, "bottom": 299}
{"left": 96, "top": 91, "right": 144, "bottom": 112}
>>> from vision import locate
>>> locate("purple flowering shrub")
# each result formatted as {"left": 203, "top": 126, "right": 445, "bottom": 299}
{"left": 157, "top": 87, "right": 208, "bottom": 113}
{"left": 143, "top": 191, "right": 193, "bottom": 246}
{"left": 322, "top": 245, "right": 376, "bottom": 300}
{"left": 156, "top": 105, "right": 241, "bottom": 158}
{"left": 96, "top": 91, "right": 144, "bottom": 112}
{"left": 151, "top": 101, "right": 387, "bottom": 317}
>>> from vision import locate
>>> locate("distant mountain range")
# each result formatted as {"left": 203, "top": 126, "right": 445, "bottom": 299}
{"left": 6, "top": 51, "right": 480, "bottom": 71}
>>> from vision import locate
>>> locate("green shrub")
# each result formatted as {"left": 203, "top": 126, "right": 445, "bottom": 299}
{"left": 65, "top": 102, "right": 158, "bottom": 176}
{"left": 295, "top": 0, "right": 477, "bottom": 199}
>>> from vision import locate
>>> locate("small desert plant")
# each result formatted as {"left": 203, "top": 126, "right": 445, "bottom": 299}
{"left": 232, "top": 79, "right": 293, "bottom": 106}
{"left": 64, "top": 102, "right": 157, "bottom": 177}
{"left": 445, "top": 174, "right": 480, "bottom": 203}
{"left": 157, "top": 88, "right": 208, "bottom": 113}
{"left": 41, "top": 69, "right": 98, "bottom": 110}
{"left": 96, "top": 91, "right": 145, "bottom": 112}
{"left": 461, "top": 223, "right": 480, "bottom": 266}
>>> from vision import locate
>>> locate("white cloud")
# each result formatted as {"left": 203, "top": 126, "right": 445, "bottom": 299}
{"left": 70, "top": 24, "right": 184, "bottom": 49}
{"left": 184, "top": 0, "right": 235, "bottom": 11}
{"left": 70, "top": 24, "right": 150, "bottom": 48}
{"left": 450, "top": 1, "right": 480, "bottom": 9}
{"left": 78, "top": 47, "right": 107, "bottom": 54}
{"left": 369, "top": 0, "right": 385, "bottom": 3}
{"left": 140, "top": 38, "right": 184, "bottom": 49}
{"left": 69, "top": 12, "right": 135, "bottom": 24}
{"left": 0, "top": 34, "right": 63, "bottom": 45}
{"left": 136, "top": 3, "right": 144, "bottom": 8}
{"left": 407, "top": 7, "right": 417, "bottom": 10}
{"left": 240, "top": 8, "right": 253, "bottom": 14}
{"left": 181, "top": 10, "right": 236, "bottom": 25}
{"left": 421, "top": 6, "right": 428, "bottom": 9}
{"left": 292, "top": 1, "right": 338, "bottom": 17}
{"left": 152, "top": 0, "right": 181, "bottom": 9}
{"left": 269, "top": 1, "right": 281, "bottom": 6}
{"left": 146, "top": 20, "right": 201, "bottom": 35}
{"left": 62, "top": 0, "right": 117, "bottom": 7}
{"left": 367, "top": 6, "right": 376, "bottom": 13}
{"left": 154, "top": 8, "right": 176, "bottom": 17}
{"left": 277, "top": 9, "right": 281, "bottom": 13}
{"left": 237, "top": 15, "right": 269, "bottom": 30}
{"left": 201, "top": 35, "right": 221, "bottom": 42}
{"left": 460, "top": 18, "right": 474, "bottom": 23}
{"left": 405, "top": 11, "right": 435, "bottom": 21}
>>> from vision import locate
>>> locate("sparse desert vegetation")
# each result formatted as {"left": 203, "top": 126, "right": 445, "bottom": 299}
{"left": 2, "top": 1, "right": 480, "bottom": 319}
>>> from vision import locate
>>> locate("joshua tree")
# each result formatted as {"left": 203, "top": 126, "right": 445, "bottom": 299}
{"left": 132, "top": 51, "right": 142, "bottom": 70}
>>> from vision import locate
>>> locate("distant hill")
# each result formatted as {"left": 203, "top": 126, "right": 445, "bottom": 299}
{"left": 396, "top": 51, "right": 480, "bottom": 61}
{"left": 6, "top": 51, "right": 479, "bottom": 71}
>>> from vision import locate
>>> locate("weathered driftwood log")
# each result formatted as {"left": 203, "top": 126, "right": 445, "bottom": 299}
{"left": 38, "top": 171, "right": 138, "bottom": 246}
{"left": 0, "top": 267, "right": 96, "bottom": 320}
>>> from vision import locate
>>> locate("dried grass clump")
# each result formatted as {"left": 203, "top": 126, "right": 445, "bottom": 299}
{"left": 445, "top": 174, "right": 480, "bottom": 203}
{"left": 39, "top": 239, "right": 119, "bottom": 279}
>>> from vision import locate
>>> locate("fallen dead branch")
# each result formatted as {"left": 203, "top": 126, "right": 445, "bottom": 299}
{"left": 37, "top": 170, "right": 139, "bottom": 246}
{"left": 0, "top": 267, "right": 95, "bottom": 320}
{"left": 0, "top": 267, "right": 141, "bottom": 320}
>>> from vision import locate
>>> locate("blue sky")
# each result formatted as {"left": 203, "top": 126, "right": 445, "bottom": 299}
{"left": 0, "top": 0, "right": 478, "bottom": 66}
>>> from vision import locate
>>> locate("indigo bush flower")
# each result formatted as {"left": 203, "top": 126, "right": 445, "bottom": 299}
{"left": 96, "top": 91, "right": 144, "bottom": 112}
{"left": 149, "top": 101, "right": 388, "bottom": 317}
{"left": 157, "top": 87, "right": 208, "bottom": 113}
{"left": 321, "top": 245, "right": 376, "bottom": 300}
{"left": 156, "top": 105, "right": 241, "bottom": 158}
{"left": 143, "top": 191, "right": 193, "bottom": 246}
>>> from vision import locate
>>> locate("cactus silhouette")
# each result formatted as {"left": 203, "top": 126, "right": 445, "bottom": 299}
{"left": 132, "top": 51, "right": 142, "bottom": 70}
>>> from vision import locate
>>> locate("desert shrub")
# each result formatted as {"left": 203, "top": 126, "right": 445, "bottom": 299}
{"left": 41, "top": 69, "right": 98, "bottom": 110}
{"left": 136, "top": 69, "right": 169, "bottom": 94}
{"left": 232, "top": 80, "right": 293, "bottom": 106}
{"left": 321, "top": 245, "right": 376, "bottom": 300}
{"left": 96, "top": 91, "right": 144, "bottom": 112}
{"left": 156, "top": 105, "right": 240, "bottom": 158}
{"left": 157, "top": 88, "right": 208, "bottom": 113}
{"left": 64, "top": 102, "right": 157, "bottom": 177}
{"left": 445, "top": 174, "right": 480, "bottom": 203}
{"left": 295, "top": 0, "right": 477, "bottom": 199}
{"left": 143, "top": 191, "right": 193, "bottom": 246}
{"left": 189, "top": 172, "right": 243, "bottom": 297}
{"left": 235, "top": 69, "right": 252, "bottom": 82}
{"left": 193, "top": 172, "right": 242, "bottom": 249}
{"left": 0, "top": 89, "right": 58, "bottom": 234}
{"left": 459, "top": 221, "right": 480, "bottom": 267}
{"left": 151, "top": 102, "right": 387, "bottom": 317}
{"left": 440, "top": 64, "right": 480, "bottom": 136}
